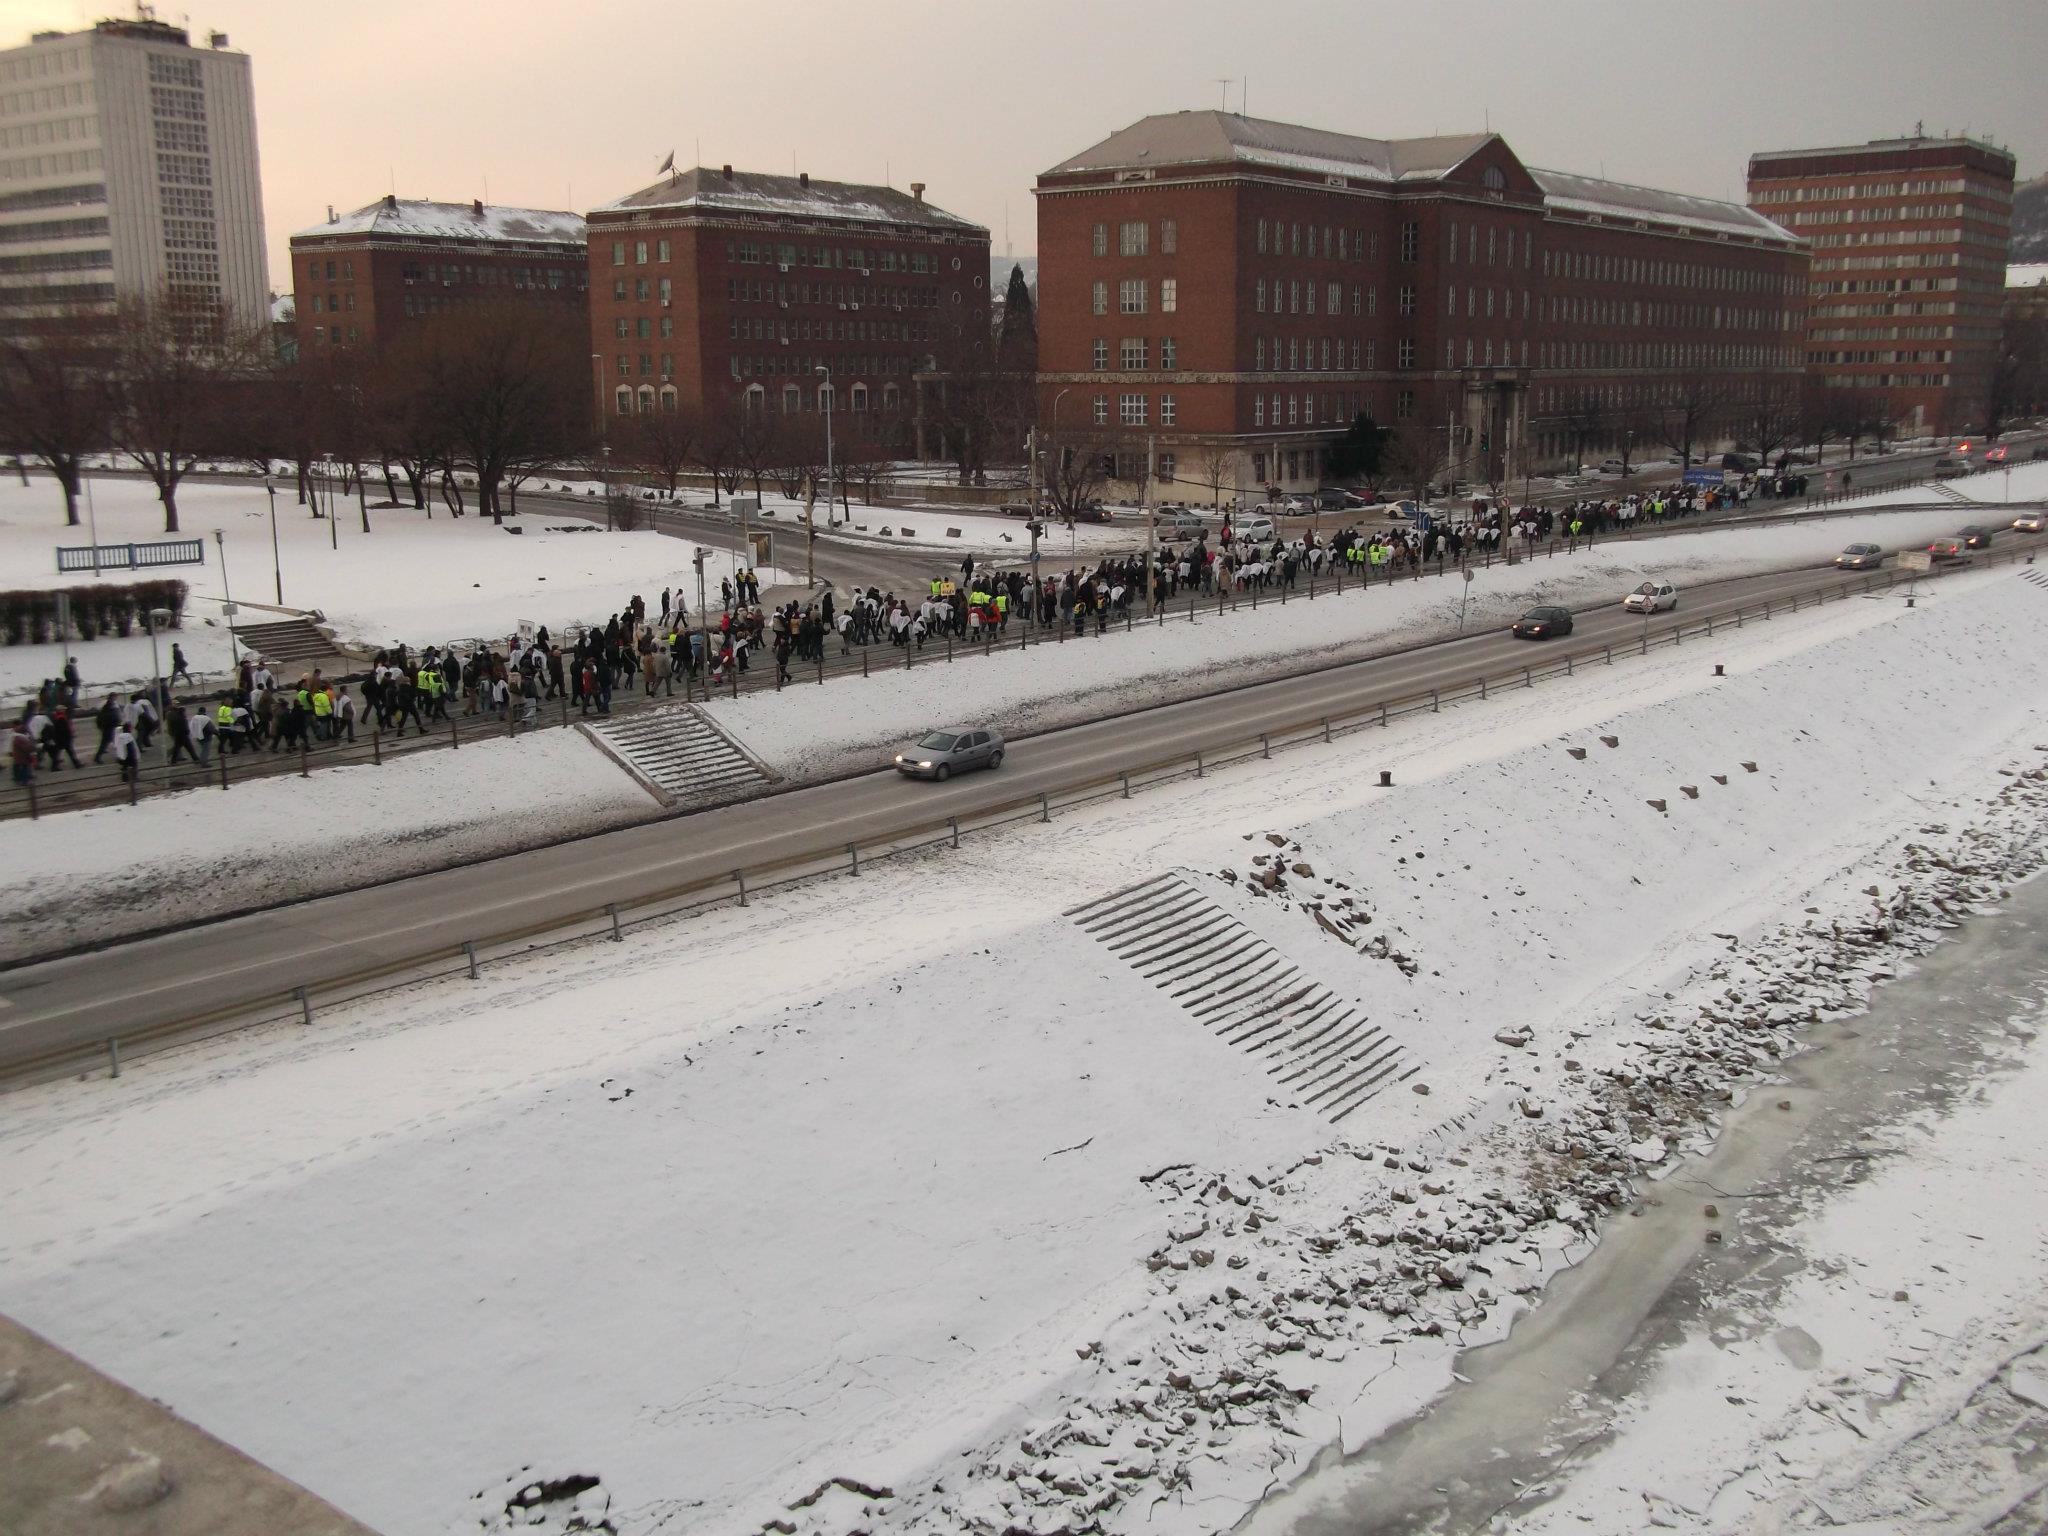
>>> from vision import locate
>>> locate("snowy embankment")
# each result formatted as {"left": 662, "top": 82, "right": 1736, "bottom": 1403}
{"left": 0, "top": 730, "right": 648, "bottom": 965}
{"left": 0, "top": 475, "right": 779, "bottom": 698}
{"left": 1, "top": 567, "right": 2043, "bottom": 1536}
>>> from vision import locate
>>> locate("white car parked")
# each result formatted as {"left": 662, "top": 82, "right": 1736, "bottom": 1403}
{"left": 1622, "top": 579, "right": 1677, "bottom": 613}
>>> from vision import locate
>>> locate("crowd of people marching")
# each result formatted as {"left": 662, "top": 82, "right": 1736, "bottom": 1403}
{"left": 8, "top": 474, "right": 1808, "bottom": 794}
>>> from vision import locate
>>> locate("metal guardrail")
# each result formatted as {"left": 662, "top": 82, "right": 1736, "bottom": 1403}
{"left": 9, "top": 547, "right": 2034, "bottom": 1090}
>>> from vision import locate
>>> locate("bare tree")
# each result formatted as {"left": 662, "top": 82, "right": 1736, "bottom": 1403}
{"left": 1735, "top": 376, "right": 1802, "bottom": 470}
{"left": 417, "top": 298, "right": 586, "bottom": 523}
{"left": 1177, "top": 440, "right": 1240, "bottom": 516}
{"left": 1654, "top": 368, "right": 1733, "bottom": 469}
{"left": 1556, "top": 388, "right": 1608, "bottom": 473}
{"left": 1380, "top": 413, "right": 1450, "bottom": 506}
{"left": 729, "top": 399, "right": 784, "bottom": 502}
{"left": 106, "top": 290, "right": 266, "bottom": 533}
{"left": 1985, "top": 316, "right": 2048, "bottom": 439}
{"left": 624, "top": 399, "right": 697, "bottom": 497}
{"left": 1042, "top": 426, "right": 1121, "bottom": 520}
{"left": 0, "top": 305, "right": 115, "bottom": 526}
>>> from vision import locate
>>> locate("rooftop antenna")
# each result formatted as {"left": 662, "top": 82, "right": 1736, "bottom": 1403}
{"left": 1484, "top": 106, "right": 1490, "bottom": 133}
{"left": 1242, "top": 78, "right": 1248, "bottom": 118}
{"left": 482, "top": 172, "right": 489, "bottom": 204}
{"left": 1212, "top": 77, "right": 1231, "bottom": 111}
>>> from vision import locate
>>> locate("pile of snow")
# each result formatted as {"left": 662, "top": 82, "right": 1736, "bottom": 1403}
{"left": 2, "top": 568, "right": 2044, "bottom": 1535}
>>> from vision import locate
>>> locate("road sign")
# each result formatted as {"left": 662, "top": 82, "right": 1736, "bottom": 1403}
{"left": 730, "top": 496, "right": 761, "bottom": 516}
{"left": 1463, "top": 569, "right": 1475, "bottom": 583}
{"left": 1896, "top": 550, "right": 1933, "bottom": 572}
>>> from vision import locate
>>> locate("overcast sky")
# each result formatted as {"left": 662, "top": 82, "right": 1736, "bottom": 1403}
{"left": 21, "top": 0, "right": 2048, "bottom": 287}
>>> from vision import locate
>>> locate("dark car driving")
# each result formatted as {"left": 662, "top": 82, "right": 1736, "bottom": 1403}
{"left": 1512, "top": 606, "right": 1574, "bottom": 640}
{"left": 1957, "top": 525, "right": 1996, "bottom": 550}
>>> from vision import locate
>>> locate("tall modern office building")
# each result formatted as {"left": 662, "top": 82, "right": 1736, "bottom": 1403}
{"left": 0, "top": 13, "right": 268, "bottom": 330}
{"left": 1749, "top": 135, "right": 2015, "bottom": 435}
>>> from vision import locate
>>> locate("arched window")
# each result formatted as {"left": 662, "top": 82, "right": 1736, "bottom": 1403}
{"left": 882, "top": 383, "right": 900, "bottom": 412}
{"left": 849, "top": 383, "right": 869, "bottom": 412}
{"left": 659, "top": 384, "right": 678, "bottom": 413}
{"left": 781, "top": 384, "right": 801, "bottom": 415}
{"left": 744, "top": 383, "right": 766, "bottom": 416}
{"left": 637, "top": 385, "right": 656, "bottom": 413}
{"left": 614, "top": 385, "right": 632, "bottom": 416}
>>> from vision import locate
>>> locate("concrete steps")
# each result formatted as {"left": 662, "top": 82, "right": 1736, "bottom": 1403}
{"left": 230, "top": 618, "right": 342, "bottom": 667}
{"left": 1068, "top": 872, "right": 1414, "bottom": 1123}
{"left": 586, "top": 705, "right": 768, "bottom": 803}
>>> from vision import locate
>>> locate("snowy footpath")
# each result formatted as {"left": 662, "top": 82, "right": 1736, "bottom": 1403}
{"left": 0, "top": 567, "right": 2044, "bottom": 1536}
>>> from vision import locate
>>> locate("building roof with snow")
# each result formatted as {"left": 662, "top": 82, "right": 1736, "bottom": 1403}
{"left": 593, "top": 167, "right": 984, "bottom": 235}
{"left": 292, "top": 197, "right": 586, "bottom": 248}
{"left": 2009, "top": 262, "right": 2048, "bottom": 289}
{"left": 1043, "top": 111, "right": 1493, "bottom": 184}
{"left": 1529, "top": 167, "right": 1799, "bottom": 246}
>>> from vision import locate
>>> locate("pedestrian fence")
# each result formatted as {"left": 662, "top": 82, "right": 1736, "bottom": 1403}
{"left": 9, "top": 549, "right": 2031, "bottom": 1089}
{"left": 54, "top": 538, "right": 206, "bottom": 573}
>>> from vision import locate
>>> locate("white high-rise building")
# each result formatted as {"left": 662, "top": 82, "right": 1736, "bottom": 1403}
{"left": 0, "top": 13, "right": 267, "bottom": 330}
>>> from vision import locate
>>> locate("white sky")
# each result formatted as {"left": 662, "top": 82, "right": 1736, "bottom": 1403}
{"left": 17, "top": 0, "right": 2048, "bottom": 289}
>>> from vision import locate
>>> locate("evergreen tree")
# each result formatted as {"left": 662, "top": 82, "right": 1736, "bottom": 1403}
{"left": 997, "top": 263, "right": 1037, "bottom": 371}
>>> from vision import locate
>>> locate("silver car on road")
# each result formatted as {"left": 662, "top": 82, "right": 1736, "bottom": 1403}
{"left": 894, "top": 727, "right": 1005, "bottom": 781}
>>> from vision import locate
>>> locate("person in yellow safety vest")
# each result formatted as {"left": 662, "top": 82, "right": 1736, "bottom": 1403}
{"left": 929, "top": 577, "right": 942, "bottom": 599}
{"left": 1568, "top": 515, "right": 1584, "bottom": 539}
{"left": 311, "top": 685, "right": 333, "bottom": 739}
{"left": 994, "top": 591, "right": 1009, "bottom": 626}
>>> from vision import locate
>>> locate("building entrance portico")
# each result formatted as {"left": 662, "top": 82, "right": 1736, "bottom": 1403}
{"left": 1452, "top": 369, "right": 1530, "bottom": 489}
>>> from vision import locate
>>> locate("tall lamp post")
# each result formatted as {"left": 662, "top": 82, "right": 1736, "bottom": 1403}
{"left": 590, "top": 352, "right": 612, "bottom": 528}
{"left": 262, "top": 474, "right": 283, "bottom": 604}
{"left": 145, "top": 605, "right": 172, "bottom": 713}
{"left": 214, "top": 527, "right": 241, "bottom": 668}
{"left": 815, "top": 363, "right": 835, "bottom": 528}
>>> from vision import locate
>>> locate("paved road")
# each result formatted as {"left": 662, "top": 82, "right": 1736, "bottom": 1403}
{"left": 0, "top": 554, "right": 1974, "bottom": 1073}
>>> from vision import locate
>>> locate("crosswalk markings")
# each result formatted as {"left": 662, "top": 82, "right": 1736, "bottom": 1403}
{"left": 1067, "top": 872, "right": 1414, "bottom": 1123}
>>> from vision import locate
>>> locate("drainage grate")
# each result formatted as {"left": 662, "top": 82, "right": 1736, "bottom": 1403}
{"left": 1067, "top": 873, "right": 1414, "bottom": 1123}
{"left": 588, "top": 705, "right": 768, "bottom": 802}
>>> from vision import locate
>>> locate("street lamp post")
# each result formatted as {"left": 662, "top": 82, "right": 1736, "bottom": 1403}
{"left": 85, "top": 467, "right": 101, "bottom": 576}
{"left": 145, "top": 606, "right": 172, "bottom": 714}
{"left": 263, "top": 475, "right": 283, "bottom": 604}
{"left": 214, "top": 527, "right": 241, "bottom": 669}
{"left": 816, "top": 363, "right": 835, "bottom": 528}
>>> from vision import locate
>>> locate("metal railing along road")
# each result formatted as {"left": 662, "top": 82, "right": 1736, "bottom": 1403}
{"left": 6, "top": 547, "right": 2033, "bottom": 1090}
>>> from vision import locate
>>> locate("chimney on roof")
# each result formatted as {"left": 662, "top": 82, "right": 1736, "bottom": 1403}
{"left": 721, "top": 164, "right": 732, "bottom": 180}
{"left": 208, "top": 30, "right": 228, "bottom": 48}
{"left": 799, "top": 171, "right": 809, "bottom": 188}
{"left": 472, "top": 198, "right": 484, "bottom": 217}
{"left": 327, "top": 204, "right": 335, "bottom": 223}
{"left": 383, "top": 193, "right": 397, "bottom": 211}
{"left": 911, "top": 182, "right": 926, "bottom": 202}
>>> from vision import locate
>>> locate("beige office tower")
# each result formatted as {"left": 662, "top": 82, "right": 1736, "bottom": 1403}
{"left": 0, "top": 13, "right": 268, "bottom": 331}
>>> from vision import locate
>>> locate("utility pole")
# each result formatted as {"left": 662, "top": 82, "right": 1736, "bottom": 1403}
{"left": 1145, "top": 431, "right": 1159, "bottom": 611}
{"left": 263, "top": 474, "right": 282, "bottom": 604}
{"left": 215, "top": 527, "right": 241, "bottom": 667}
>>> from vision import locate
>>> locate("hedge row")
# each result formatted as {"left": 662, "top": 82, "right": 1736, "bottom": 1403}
{"left": 0, "top": 581, "right": 190, "bottom": 646}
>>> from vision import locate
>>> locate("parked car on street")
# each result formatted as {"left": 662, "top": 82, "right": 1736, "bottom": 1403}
{"left": 1154, "top": 510, "right": 1207, "bottom": 537}
{"left": 1512, "top": 606, "right": 1575, "bottom": 639}
{"left": 1833, "top": 542, "right": 1885, "bottom": 570}
{"left": 1596, "top": 458, "right": 1633, "bottom": 475}
{"left": 1227, "top": 514, "right": 1278, "bottom": 542}
{"left": 894, "top": 727, "right": 1004, "bottom": 781}
{"left": 1622, "top": 580, "right": 1677, "bottom": 613}
{"left": 2011, "top": 511, "right": 2045, "bottom": 533}
{"left": 1314, "top": 487, "right": 1366, "bottom": 510}
{"left": 1957, "top": 525, "right": 1996, "bottom": 550}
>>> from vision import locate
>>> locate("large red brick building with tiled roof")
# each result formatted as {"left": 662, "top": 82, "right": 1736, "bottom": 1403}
{"left": 1036, "top": 111, "right": 1809, "bottom": 496}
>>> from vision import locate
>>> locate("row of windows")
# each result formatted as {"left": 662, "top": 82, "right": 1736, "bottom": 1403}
{"left": 1089, "top": 277, "right": 1178, "bottom": 316}
{"left": 1537, "top": 339, "right": 1796, "bottom": 370}
{"left": 307, "top": 291, "right": 355, "bottom": 314}
{"left": 1809, "top": 348, "right": 1952, "bottom": 365}
{"left": 1783, "top": 202, "right": 1967, "bottom": 226}
{"left": 718, "top": 277, "right": 940, "bottom": 311}
{"left": 1809, "top": 325, "right": 1955, "bottom": 341}
{"left": 1085, "top": 392, "right": 1179, "bottom": 427}
{"left": 1254, "top": 219, "right": 1380, "bottom": 263}
{"left": 1254, "top": 277, "right": 1376, "bottom": 318}
{"left": 1451, "top": 284, "right": 1532, "bottom": 323}
{"left": 0, "top": 148, "right": 102, "bottom": 182}
{"left": 0, "top": 214, "right": 106, "bottom": 243}
{"left": 154, "top": 150, "right": 209, "bottom": 187}
{"left": 310, "top": 323, "right": 361, "bottom": 343}
{"left": 397, "top": 260, "right": 585, "bottom": 291}
{"left": 1090, "top": 335, "right": 1180, "bottom": 370}
{"left": 148, "top": 84, "right": 205, "bottom": 124}
{"left": 1089, "top": 219, "right": 1179, "bottom": 257}
{"left": 147, "top": 54, "right": 203, "bottom": 89}
{"left": 0, "top": 49, "right": 85, "bottom": 84}
{"left": 1541, "top": 246, "right": 1794, "bottom": 295}
{"left": 721, "top": 239, "right": 949, "bottom": 275}
{"left": 1818, "top": 372, "right": 1950, "bottom": 388}
{"left": 151, "top": 119, "right": 207, "bottom": 154}
{"left": 728, "top": 313, "right": 931, "bottom": 344}
{"left": 0, "top": 80, "right": 89, "bottom": 115}
{"left": 1446, "top": 221, "right": 1531, "bottom": 269}
{"left": 0, "top": 115, "right": 94, "bottom": 150}
{"left": 0, "top": 245, "right": 109, "bottom": 274}
{"left": 727, "top": 353, "right": 916, "bottom": 380}
{"left": 1252, "top": 336, "right": 1374, "bottom": 372}
{"left": 1544, "top": 293, "right": 1783, "bottom": 333}
{"left": 0, "top": 180, "right": 102, "bottom": 213}
{"left": 1446, "top": 337, "right": 1530, "bottom": 369}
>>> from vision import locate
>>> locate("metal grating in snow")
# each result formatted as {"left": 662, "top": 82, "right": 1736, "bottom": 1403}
{"left": 587, "top": 705, "right": 768, "bottom": 804}
{"left": 1067, "top": 873, "right": 1413, "bottom": 1123}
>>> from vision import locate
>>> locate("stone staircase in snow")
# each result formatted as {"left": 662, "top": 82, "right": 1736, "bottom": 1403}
{"left": 1067, "top": 872, "right": 1414, "bottom": 1124}
{"left": 585, "top": 705, "right": 770, "bottom": 804}
{"left": 231, "top": 617, "right": 348, "bottom": 667}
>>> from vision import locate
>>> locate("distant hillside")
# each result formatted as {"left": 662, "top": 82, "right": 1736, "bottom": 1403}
{"left": 2014, "top": 175, "right": 2048, "bottom": 263}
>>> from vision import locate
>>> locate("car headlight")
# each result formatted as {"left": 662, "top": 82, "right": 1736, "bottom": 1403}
{"left": 917, "top": 760, "right": 933, "bottom": 769}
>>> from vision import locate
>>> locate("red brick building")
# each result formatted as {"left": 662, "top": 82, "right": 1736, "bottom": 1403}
{"left": 1035, "top": 112, "right": 1808, "bottom": 496}
{"left": 584, "top": 165, "right": 988, "bottom": 431}
{"left": 288, "top": 196, "right": 587, "bottom": 354}
{"left": 1748, "top": 136, "right": 2016, "bottom": 436}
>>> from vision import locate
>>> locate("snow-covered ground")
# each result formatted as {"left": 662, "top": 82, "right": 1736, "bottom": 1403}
{"left": 0, "top": 725, "right": 649, "bottom": 965}
{"left": 0, "top": 474, "right": 788, "bottom": 698}
{"left": 2, "top": 562, "right": 2044, "bottom": 1536}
